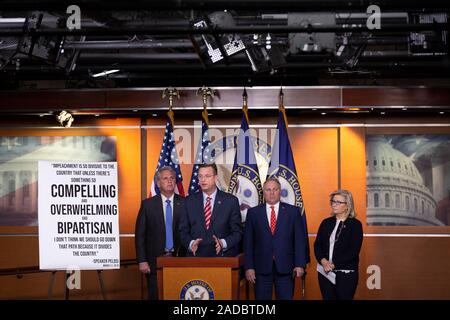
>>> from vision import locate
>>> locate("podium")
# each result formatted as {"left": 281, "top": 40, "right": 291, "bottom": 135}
{"left": 157, "top": 254, "right": 244, "bottom": 300}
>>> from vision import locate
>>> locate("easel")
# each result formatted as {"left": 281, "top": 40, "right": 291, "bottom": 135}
{"left": 47, "top": 270, "right": 108, "bottom": 300}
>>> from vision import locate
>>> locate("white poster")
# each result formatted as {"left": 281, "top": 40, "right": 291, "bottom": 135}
{"left": 38, "top": 161, "right": 120, "bottom": 270}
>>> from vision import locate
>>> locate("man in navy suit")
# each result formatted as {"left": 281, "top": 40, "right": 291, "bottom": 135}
{"left": 244, "top": 177, "right": 307, "bottom": 300}
{"left": 179, "top": 163, "right": 242, "bottom": 257}
{"left": 135, "top": 166, "right": 186, "bottom": 300}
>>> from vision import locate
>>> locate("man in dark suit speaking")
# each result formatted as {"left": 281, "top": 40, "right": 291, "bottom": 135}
{"left": 244, "top": 177, "right": 307, "bottom": 300}
{"left": 135, "top": 166, "right": 186, "bottom": 300}
{"left": 179, "top": 163, "right": 242, "bottom": 257}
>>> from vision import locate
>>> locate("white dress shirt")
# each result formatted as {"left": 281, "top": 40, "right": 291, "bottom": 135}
{"left": 202, "top": 189, "right": 217, "bottom": 213}
{"left": 160, "top": 193, "right": 174, "bottom": 224}
{"left": 328, "top": 218, "right": 354, "bottom": 273}
{"left": 266, "top": 202, "right": 280, "bottom": 226}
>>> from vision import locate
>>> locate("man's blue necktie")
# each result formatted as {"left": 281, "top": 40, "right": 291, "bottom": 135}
{"left": 165, "top": 199, "right": 174, "bottom": 251}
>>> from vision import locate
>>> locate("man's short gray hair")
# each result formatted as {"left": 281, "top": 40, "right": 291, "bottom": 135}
{"left": 263, "top": 177, "right": 281, "bottom": 189}
{"left": 155, "top": 166, "right": 176, "bottom": 181}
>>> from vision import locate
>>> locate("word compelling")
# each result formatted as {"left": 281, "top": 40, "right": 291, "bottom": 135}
{"left": 51, "top": 184, "right": 116, "bottom": 198}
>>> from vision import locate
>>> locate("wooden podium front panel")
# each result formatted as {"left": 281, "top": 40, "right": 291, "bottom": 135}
{"left": 163, "top": 267, "right": 232, "bottom": 300}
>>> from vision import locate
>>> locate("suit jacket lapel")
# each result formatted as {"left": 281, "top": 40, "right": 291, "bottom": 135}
{"left": 274, "top": 203, "right": 287, "bottom": 237}
{"left": 195, "top": 192, "right": 207, "bottom": 229}
{"left": 155, "top": 194, "right": 165, "bottom": 242}
{"left": 211, "top": 189, "right": 223, "bottom": 225}
{"left": 173, "top": 194, "right": 181, "bottom": 230}
{"left": 261, "top": 204, "right": 272, "bottom": 236}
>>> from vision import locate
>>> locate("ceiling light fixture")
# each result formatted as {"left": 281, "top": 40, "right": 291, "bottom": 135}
{"left": 56, "top": 110, "right": 74, "bottom": 128}
{"left": 91, "top": 69, "right": 120, "bottom": 78}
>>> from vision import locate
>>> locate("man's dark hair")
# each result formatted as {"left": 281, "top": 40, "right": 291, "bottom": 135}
{"left": 198, "top": 163, "right": 218, "bottom": 175}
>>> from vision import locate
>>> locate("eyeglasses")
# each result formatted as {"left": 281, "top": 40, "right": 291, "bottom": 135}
{"left": 330, "top": 199, "right": 347, "bottom": 206}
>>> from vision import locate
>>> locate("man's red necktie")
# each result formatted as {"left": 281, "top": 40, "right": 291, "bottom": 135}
{"left": 204, "top": 196, "right": 212, "bottom": 230}
{"left": 270, "top": 205, "right": 276, "bottom": 235}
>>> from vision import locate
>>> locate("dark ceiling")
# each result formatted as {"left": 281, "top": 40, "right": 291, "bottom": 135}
{"left": 1, "top": 0, "right": 450, "bottom": 89}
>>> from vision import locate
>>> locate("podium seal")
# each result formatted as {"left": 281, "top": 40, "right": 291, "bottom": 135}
{"left": 180, "top": 279, "right": 214, "bottom": 300}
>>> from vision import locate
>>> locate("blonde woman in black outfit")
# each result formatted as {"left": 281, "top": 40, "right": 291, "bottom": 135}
{"left": 314, "top": 190, "right": 363, "bottom": 300}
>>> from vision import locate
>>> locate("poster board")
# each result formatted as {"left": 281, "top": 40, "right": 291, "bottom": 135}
{"left": 38, "top": 161, "right": 120, "bottom": 270}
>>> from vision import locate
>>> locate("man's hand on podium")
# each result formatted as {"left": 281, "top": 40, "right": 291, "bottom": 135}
{"left": 139, "top": 262, "right": 150, "bottom": 274}
{"left": 245, "top": 269, "right": 256, "bottom": 284}
{"left": 212, "top": 235, "right": 223, "bottom": 255}
{"left": 191, "top": 238, "right": 203, "bottom": 256}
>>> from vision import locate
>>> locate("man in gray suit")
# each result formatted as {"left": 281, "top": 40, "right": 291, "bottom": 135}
{"left": 135, "top": 166, "right": 186, "bottom": 300}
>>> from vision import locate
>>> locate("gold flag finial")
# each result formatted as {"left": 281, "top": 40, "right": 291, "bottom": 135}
{"left": 196, "top": 86, "right": 215, "bottom": 111}
{"left": 162, "top": 87, "right": 179, "bottom": 125}
{"left": 162, "top": 87, "right": 180, "bottom": 111}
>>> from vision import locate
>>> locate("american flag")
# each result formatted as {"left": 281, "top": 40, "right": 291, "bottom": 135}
{"left": 188, "top": 108, "right": 215, "bottom": 194}
{"left": 150, "top": 110, "right": 185, "bottom": 196}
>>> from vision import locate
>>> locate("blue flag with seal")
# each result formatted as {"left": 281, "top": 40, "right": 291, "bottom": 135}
{"left": 228, "top": 100, "right": 263, "bottom": 223}
{"left": 267, "top": 101, "right": 310, "bottom": 264}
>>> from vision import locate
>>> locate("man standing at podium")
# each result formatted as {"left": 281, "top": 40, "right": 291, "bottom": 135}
{"left": 243, "top": 177, "right": 307, "bottom": 300}
{"left": 179, "top": 163, "right": 242, "bottom": 257}
{"left": 135, "top": 166, "right": 186, "bottom": 300}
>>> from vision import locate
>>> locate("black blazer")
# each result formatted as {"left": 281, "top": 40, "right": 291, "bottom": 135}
{"left": 135, "top": 194, "right": 186, "bottom": 271}
{"left": 314, "top": 216, "right": 363, "bottom": 271}
{"left": 179, "top": 189, "right": 242, "bottom": 257}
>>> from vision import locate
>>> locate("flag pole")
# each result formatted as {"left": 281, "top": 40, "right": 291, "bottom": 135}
{"left": 187, "top": 86, "right": 216, "bottom": 194}
{"left": 279, "top": 86, "right": 308, "bottom": 299}
{"left": 158, "top": 87, "right": 185, "bottom": 197}
{"left": 278, "top": 87, "right": 289, "bottom": 127}
{"left": 242, "top": 87, "right": 249, "bottom": 121}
